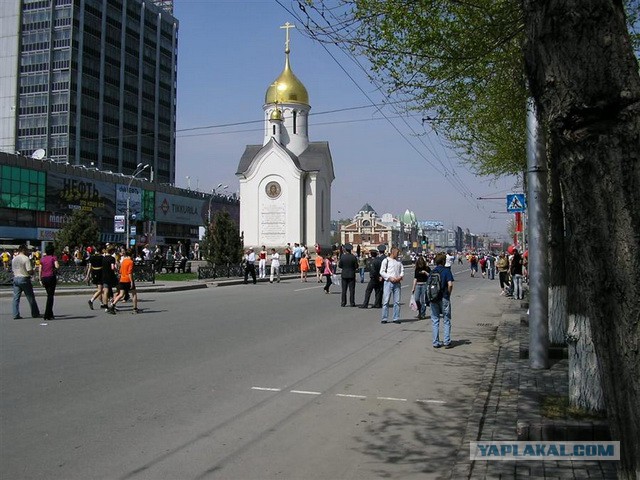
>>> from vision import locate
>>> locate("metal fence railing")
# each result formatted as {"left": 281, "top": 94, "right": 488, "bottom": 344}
{"left": 198, "top": 263, "right": 318, "bottom": 280}
{"left": 0, "top": 263, "right": 156, "bottom": 286}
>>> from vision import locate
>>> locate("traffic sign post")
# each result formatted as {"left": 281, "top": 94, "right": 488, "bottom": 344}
{"left": 506, "top": 193, "right": 526, "bottom": 213}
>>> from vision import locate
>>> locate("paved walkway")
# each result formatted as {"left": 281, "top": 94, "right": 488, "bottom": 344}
{"left": 452, "top": 295, "right": 617, "bottom": 479}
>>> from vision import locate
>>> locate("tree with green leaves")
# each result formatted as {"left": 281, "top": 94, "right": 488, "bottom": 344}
{"left": 201, "top": 210, "right": 242, "bottom": 265}
{"left": 53, "top": 210, "right": 100, "bottom": 255}
{"left": 298, "top": 0, "right": 528, "bottom": 176}
{"left": 297, "top": 1, "right": 640, "bottom": 475}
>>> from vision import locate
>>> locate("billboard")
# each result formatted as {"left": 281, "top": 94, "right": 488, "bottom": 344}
{"left": 155, "top": 192, "right": 209, "bottom": 226}
{"left": 46, "top": 172, "right": 116, "bottom": 217}
{"left": 115, "top": 185, "right": 143, "bottom": 218}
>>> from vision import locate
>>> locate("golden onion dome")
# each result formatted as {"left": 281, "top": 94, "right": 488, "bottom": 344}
{"left": 265, "top": 53, "right": 309, "bottom": 106}
{"left": 270, "top": 108, "right": 283, "bottom": 121}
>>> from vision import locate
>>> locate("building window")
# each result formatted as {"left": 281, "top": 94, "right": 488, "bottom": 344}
{"left": 0, "top": 166, "right": 46, "bottom": 211}
{"left": 292, "top": 110, "right": 297, "bottom": 134}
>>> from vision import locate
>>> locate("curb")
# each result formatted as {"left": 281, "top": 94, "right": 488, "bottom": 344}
{"left": 0, "top": 274, "right": 304, "bottom": 298}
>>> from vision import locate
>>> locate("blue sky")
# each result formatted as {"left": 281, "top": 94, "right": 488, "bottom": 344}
{"left": 173, "top": 1, "right": 519, "bottom": 237}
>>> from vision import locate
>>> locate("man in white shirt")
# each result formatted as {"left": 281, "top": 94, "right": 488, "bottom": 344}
{"left": 380, "top": 247, "right": 404, "bottom": 324}
{"left": 445, "top": 250, "right": 455, "bottom": 268}
{"left": 269, "top": 248, "right": 281, "bottom": 283}
{"left": 12, "top": 245, "right": 41, "bottom": 319}
{"left": 243, "top": 248, "right": 257, "bottom": 284}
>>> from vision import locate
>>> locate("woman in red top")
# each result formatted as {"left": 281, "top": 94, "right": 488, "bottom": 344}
{"left": 38, "top": 244, "right": 59, "bottom": 321}
{"left": 322, "top": 255, "right": 334, "bottom": 293}
{"left": 259, "top": 246, "right": 267, "bottom": 279}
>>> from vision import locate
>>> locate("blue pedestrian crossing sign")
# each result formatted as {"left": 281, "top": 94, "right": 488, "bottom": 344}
{"left": 506, "top": 193, "right": 526, "bottom": 212}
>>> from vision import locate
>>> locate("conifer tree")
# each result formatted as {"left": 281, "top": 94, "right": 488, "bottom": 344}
{"left": 201, "top": 210, "right": 242, "bottom": 265}
{"left": 53, "top": 210, "right": 100, "bottom": 255}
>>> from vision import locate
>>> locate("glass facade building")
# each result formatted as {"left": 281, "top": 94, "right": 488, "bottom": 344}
{"left": 5, "top": 0, "right": 177, "bottom": 184}
{"left": 0, "top": 164, "right": 46, "bottom": 211}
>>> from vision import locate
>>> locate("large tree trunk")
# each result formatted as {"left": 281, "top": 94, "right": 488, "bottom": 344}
{"left": 565, "top": 221, "right": 606, "bottom": 412}
{"left": 548, "top": 285, "right": 567, "bottom": 344}
{"left": 522, "top": 1, "right": 640, "bottom": 478}
{"left": 567, "top": 314, "right": 605, "bottom": 411}
{"left": 547, "top": 158, "right": 567, "bottom": 346}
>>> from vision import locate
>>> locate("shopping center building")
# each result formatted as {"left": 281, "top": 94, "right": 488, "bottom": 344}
{"left": 0, "top": 151, "right": 239, "bottom": 250}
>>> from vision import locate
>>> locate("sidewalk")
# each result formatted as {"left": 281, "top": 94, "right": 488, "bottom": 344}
{"left": 452, "top": 296, "right": 617, "bottom": 479}
{"left": 0, "top": 273, "right": 301, "bottom": 298}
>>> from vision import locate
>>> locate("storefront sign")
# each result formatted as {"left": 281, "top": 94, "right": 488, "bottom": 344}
{"left": 156, "top": 193, "right": 209, "bottom": 226}
{"left": 114, "top": 215, "right": 125, "bottom": 233}
{"left": 37, "top": 228, "right": 59, "bottom": 241}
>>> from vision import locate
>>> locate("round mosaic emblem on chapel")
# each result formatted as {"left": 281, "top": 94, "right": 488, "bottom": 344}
{"left": 265, "top": 181, "right": 281, "bottom": 199}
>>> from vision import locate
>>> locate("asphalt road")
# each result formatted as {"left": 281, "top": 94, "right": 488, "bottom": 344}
{"left": 1, "top": 265, "right": 504, "bottom": 480}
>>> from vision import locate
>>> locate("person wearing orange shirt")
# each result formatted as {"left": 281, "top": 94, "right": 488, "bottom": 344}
{"left": 299, "top": 253, "right": 310, "bottom": 282}
{"left": 108, "top": 249, "right": 139, "bottom": 314}
{"left": 314, "top": 253, "right": 324, "bottom": 283}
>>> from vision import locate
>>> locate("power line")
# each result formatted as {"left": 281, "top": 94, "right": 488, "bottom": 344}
{"left": 177, "top": 114, "right": 423, "bottom": 139}
{"left": 283, "top": 0, "right": 485, "bottom": 212}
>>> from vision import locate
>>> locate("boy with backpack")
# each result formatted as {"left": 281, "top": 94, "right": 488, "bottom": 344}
{"left": 428, "top": 252, "right": 455, "bottom": 348}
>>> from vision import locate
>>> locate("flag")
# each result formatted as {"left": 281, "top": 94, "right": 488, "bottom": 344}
{"left": 515, "top": 212, "right": 523, "bottom": 232}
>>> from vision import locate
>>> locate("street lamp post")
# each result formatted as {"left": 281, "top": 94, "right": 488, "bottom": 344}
{"left": 207, "top": 189, "right": 215, "bottom": 224}
{"left": 126, "top": 163, "right": 149, "bottom": 248}
{"left": 207, "top": 185, "right": 228, "bottom": 223}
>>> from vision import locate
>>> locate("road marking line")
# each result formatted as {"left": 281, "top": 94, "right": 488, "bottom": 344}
{"left": 251, "top": 387, "right": 281, "bottom": 392}
{"left": 250, "top": 387, "right": 443, "bottom": 404}
{"left": 290, "top": 390, "right": 322, "bottom": 395}
{"left": 293, "top": 285, "right": 324, "bottom": 292}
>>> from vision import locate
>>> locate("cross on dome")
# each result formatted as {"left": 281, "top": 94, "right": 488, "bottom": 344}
{"left": 280, "top": 22, "right": 295, "bottom": 54}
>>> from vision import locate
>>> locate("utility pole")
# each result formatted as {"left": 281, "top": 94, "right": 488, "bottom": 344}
{"left": 126, "top": 163, "right": 149, "bottom": 248}
{"left": 527, "top": 98, "right": 549, "bottom": 369}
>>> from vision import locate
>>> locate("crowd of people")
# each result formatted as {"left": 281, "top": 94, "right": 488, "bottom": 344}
{"left": 10, "top": 238, "right": 524, "bottom": 350}
{"left": 8, "top": 243, "right": 149, "bottom": 321}
{"left": 240, "top": 242, "right": 527, "bottom": 350}
{"left": 2, "top": 241, "right": 201, "bottom": 273}
{"left": 240, "top": 242, "right": 458, "bottom": 349}
{"left": 463, "top": 249, "right": 527, "bottom": 300}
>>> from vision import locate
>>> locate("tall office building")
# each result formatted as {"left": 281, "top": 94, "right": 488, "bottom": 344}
{"left": 0, "top": 0, "right": 178, "bottom": 184}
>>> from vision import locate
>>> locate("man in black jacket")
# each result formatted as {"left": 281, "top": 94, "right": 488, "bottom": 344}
{"left": 338, "top": 243, "right": 358, "bottom": 307}
{"left": 360, "top": 249, "right": 380, "bottom": 308}
{"left": 371, "top": 244, "right": 386, "bottom": 308}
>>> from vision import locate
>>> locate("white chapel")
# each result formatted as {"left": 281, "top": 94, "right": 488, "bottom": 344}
{"left": 236, "top": 24, "right": 334, "bottom": 249}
